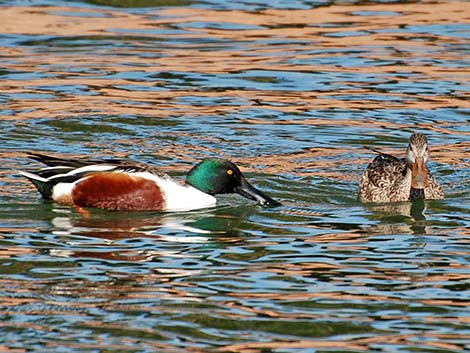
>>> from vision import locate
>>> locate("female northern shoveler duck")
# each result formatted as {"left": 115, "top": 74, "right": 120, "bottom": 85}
{"left": 20, "top": 152, "right": 280, "bottom": 211}
{"left": 359, "top": 133, "right": 444, "bottom": 203}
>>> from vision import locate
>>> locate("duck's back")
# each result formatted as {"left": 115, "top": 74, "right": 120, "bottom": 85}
{"left": 359, "top": 153, "right": 408, "bottom": 203}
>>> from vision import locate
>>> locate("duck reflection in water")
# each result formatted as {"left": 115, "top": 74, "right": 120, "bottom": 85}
{"left": 48, "top": 206, "right": 254, "bottom": 261}
{"left": 364, "top": 198, "right": 433, "bottom": 235}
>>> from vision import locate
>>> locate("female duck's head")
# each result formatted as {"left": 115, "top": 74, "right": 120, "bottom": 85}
{"left": 186, "top": 158, "right": 280, "bottom": 207}
{"left": 405, "top": 133, "right": 430, "bottom": 189}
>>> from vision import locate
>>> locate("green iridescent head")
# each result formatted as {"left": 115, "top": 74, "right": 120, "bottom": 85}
{"left": 186, "top": 158, "right": 280, "bottom": 207}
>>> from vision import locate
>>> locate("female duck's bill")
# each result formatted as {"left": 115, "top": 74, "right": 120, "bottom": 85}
{"left": 20, "top": 153, "right": 281, "bottom": 212}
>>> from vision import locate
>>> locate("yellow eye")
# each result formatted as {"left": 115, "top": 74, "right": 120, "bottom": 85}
{"left": 227, "top": 169, "right": 234, "bottom": 175}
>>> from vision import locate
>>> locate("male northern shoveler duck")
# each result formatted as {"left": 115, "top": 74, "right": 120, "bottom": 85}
{"left": 359, "top": 132, "right": 444, "bottom": 203}
{"left": 20, "top": 152, "right": 281, "bottom": 211}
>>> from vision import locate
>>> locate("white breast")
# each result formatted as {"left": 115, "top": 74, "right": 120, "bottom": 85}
{"left": 133, "top": 172, "right": 217, "bottom": 211}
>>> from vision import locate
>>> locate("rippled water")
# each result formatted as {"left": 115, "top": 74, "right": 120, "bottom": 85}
{"left": 1, "top": 0, "right": 469, "bottom": 352}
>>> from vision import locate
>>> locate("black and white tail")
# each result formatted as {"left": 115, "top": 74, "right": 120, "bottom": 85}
{"left": 19, "top": 171, "right": 56, "bottom": 199}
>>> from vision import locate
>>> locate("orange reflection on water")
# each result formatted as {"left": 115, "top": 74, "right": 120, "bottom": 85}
{"left": 0, "top": 1, "right": 468, "bottom": 122}
{"left": 1, "top": 2, "right": 468, "bottom": 352}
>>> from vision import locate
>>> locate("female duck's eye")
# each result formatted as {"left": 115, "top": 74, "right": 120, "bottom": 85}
{"left": 227, "top": 169, "right": 234, "bottom": 175}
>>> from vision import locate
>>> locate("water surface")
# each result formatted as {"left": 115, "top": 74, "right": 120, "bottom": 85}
{"left": 1, "top": 0, "right": 469, "bottom": 352}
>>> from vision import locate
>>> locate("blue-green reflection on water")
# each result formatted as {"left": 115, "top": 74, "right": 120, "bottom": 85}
{"left": 1, "top": 0, "right": 469, "bottom": 352}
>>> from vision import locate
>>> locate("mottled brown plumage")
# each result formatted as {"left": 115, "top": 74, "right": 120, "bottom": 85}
{"left": 359, "top": 133, "right": 444, "bottom": 203}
